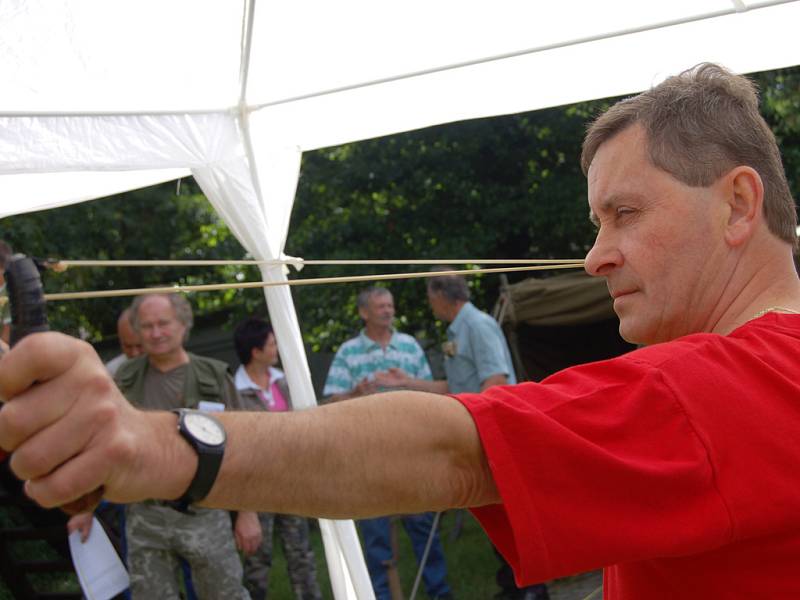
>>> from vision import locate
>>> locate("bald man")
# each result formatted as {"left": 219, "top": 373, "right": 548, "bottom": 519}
{"left": 105, "top": 308, "right": 142, "bottom": 376}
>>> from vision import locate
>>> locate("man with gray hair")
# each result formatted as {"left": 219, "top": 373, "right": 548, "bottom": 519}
{"left": 323, "top": 286, "right": 453, "bottom": 600}
{"left": 377, "top": 273, "right": 547, "bottom": 600}
{"left": 377, "top": 271, "right": 517, "bottom": 395}
{"left": 113, "top": 293, "right": 258, "bottom": 599}
{"left": 427, "top": 272, "right": 517, "bottom": 394}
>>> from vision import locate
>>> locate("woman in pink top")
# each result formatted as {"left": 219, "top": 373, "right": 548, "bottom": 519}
{"left": 233, "top": 318, "right": 322, "bottom": 600}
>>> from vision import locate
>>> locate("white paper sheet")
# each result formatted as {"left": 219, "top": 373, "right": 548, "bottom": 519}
{"left": 68, "top": 516, "right": 130, "bottom": 600}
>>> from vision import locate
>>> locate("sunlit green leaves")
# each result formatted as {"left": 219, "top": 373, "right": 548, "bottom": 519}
{"left": 1, "top": 65, "right": 797, "bottom": 353}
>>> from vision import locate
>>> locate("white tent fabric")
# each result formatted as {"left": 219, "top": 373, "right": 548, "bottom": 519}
{"left": 2, "top": 1, "right": 800, "bottom": 215}
{"left": 193, "top": 149, "right": 372, "bottom": 599}
{"left": 0, "top": 169, "right": 191, "bottom": 215}
{"left": 2, "top": 1, "right": 800, "bottom": 597}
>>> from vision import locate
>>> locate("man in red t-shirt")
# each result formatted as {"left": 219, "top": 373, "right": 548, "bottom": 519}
{"left": 2, "top": 63, "right": 800, "bottom": 600}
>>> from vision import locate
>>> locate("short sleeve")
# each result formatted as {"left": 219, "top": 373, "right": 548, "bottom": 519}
{"left": 468, "top": 320, "right": 511, "bottom": 384}
{"left": 411, "top": 341, "right": 433, "bottom": 381}
{"left": 323, "top": 349, "right": 353, "bottom": 396}
{"left": 454, "top": 355, "right": 731, "bottom": 585}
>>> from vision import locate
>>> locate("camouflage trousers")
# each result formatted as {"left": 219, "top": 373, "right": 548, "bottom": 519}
{"left": 126, "top": 502, "right": 250, "bottom": 600}
{"left": 243, "top": 512, "right": 323, "bottom": 600}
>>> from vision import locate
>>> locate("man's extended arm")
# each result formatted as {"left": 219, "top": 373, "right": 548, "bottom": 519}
{"left": 210, "top": 391, "right": 496, "bottom": 517}
{"left": 0, "top": 333, "right": 499, "bottom": 518}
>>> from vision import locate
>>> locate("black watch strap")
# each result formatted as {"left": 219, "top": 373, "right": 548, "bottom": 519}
{"left": 173, "top": 409, "right": 226, "bottom": 506}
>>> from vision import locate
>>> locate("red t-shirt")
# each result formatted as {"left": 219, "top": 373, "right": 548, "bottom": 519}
{"left": 455, "top": 313, "right": 800, "bottom": 599}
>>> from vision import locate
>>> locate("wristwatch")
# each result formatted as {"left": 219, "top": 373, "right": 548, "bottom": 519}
{"left": 172, "top": 408, "right": 226, "bottom": 505}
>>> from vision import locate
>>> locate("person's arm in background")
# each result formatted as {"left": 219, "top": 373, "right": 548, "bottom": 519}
{"left": 234, "top": 510, "right": 262, "bottom": 555}
{"left": 481, "top": 374, "right": 508, "bottom": 391}
{"left": 322, "top": 346, "right": 378, "bottom": 402}
{"left": 373, "top": 337, "right": 446, "bottom": 393}
{"left": 0, "top": 333, "right": 499, "bottom": 518}
{"left": 67, "top": 511, "right": 95, "bottom": 543}
{"left": 326, "top": 377, "right": 378, "bottom": 402}
{"left": 223, "top": 372, "right": 263, "bottom": 554}
{"left": 373, "top": 368, "right": 449, "bottom": 394}
{"left": 468, "top": 318, "right": 513, "bottom": 392}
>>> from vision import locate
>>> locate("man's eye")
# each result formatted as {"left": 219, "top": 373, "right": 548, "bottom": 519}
{"left": 616, "top": 207, "right": 635, "bottom": 218}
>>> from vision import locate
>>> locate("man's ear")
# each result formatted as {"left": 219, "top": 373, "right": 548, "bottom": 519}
{"left": 723, "top": 166, "right": 764, "bottom": 247}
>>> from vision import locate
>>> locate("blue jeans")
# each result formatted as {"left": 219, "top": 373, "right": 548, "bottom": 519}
{"left": 359, "top": 513, "right": 451, "bottom": 600}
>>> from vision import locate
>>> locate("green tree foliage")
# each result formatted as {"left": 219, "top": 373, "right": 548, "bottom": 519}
{"left": 756, "top": 67, "right": 800, "bottom": 200}
{"left": 0, "top": 181, "right": 257, "bottom": 341}
{"left": 287, "top": 101, "right": 611, "bottom": 351}
{"left": 1, "top": 66, "right": 798, "bottom": 352}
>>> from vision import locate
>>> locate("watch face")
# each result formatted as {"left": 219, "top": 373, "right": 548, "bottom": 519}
{"left": 184, "top": 412, "right": 226, "bottom": 446}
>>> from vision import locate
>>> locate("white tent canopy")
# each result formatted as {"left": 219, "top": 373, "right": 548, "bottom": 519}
{"left": 2, "top": 1, "right": 799, "bottom": 597}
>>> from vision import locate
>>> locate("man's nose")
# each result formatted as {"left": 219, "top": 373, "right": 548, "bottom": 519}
{"left": 584, "top": 228, "right": 623, "bottom": 277}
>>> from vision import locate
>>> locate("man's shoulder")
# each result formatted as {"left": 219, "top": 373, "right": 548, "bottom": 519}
{"left": 105, "top": 353, "right": 127, "bottom": 374}
{"left": 335, "top": 335, "right": 367, "bottom": 356}
{"left": 115, "top": 354, "right": 148, "bottom": 378}
{"left": 114, "top": 355, "right": 149, "bottom": 390}
{"left": 458, "top": 304, "right": 502, "bottom": 337}
{"left": 468, "top": 304, "right": 497, "bottom": 324}
{"left": 187, "top": 352, "right": 232, "bottom": 376}
{"left": 599, "top": 321, "right": 786, "bottom": 383}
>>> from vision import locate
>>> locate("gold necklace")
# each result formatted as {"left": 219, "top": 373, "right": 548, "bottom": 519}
{"left": 751, "top": 306, "right": 800, "bottom": 320}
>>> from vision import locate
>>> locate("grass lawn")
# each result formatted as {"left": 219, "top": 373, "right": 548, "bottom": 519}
{"left": 271, "top": 512, "right": 602, "bottom": 600}
{"left": 0, "top": 505, "right": 601, "bottom": 599}
{"left": 0, "top": 507, "right": 497, "bottom": 600}
{"left": 270, "top": 510, "right": 500, "bottom": 599}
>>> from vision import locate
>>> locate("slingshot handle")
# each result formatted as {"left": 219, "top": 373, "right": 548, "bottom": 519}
{"left": 5, "top": 255, "right": 49, "bottom": 347}
{"left": 0, "top": 255, "right": 50, "bottom": 461}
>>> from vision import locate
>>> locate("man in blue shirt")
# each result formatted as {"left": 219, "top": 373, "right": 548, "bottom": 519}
{"left": 428, "top": 274, "right": 516, "bottom": 394}
{"left": 376, "top": 272, "right": 516, "bottom": 395}
{"left": 323, "top": 286, "right": 453, "bottom": 600}
{"left": 378, "top": 272, "right": 549, "bottom": 600}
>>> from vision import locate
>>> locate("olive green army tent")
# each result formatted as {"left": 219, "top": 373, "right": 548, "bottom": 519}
{"left": 496, "top": 271, "right": 636, "bottom": 382}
